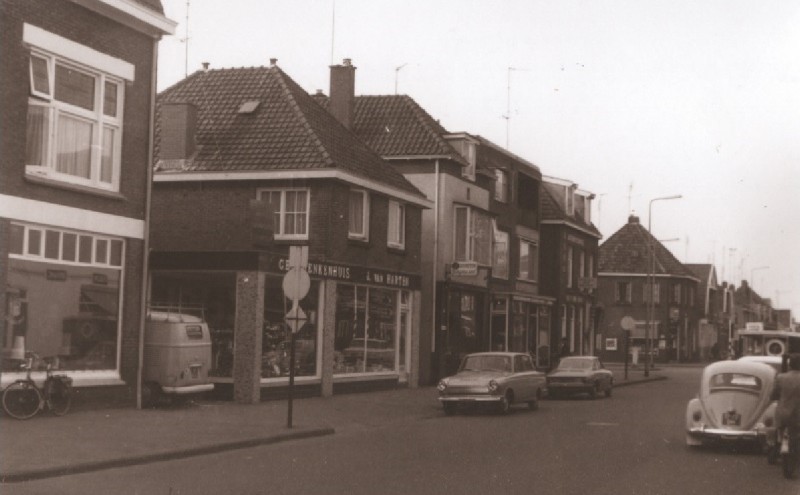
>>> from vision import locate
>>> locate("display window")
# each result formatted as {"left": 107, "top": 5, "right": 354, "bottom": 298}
{"left": 262, "top": 276, "right": 320, "bottom": 379}
{"left": 334, "top": 284, "right": 407, "bottom": 375}
{"left": 5, "top": 223, "right": 123, "bottom": 373}
{"left": 150, "top": 272, "right": 236, "bottom": 378}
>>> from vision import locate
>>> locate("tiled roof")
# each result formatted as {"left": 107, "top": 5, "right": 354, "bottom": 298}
{"left": 598, "top": 216, "right": 696, "bottom": 278}
{"left": 154, "top": 67, "right": 424, "bottom": 197}
{"left": 316, "top": 94, "right": 468, "bottom": 165}
{"left": 540, "top": 184, "right": 602, "bottom": 237}
{"left": 474, "top": 135, "right": 541, "bottom": 177}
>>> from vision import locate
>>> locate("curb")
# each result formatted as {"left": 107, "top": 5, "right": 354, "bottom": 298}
{"left": 1, "top": 426, "right": 335, "bottom": 484}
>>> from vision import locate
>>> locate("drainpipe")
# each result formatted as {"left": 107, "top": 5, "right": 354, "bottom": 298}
{"left": 432, "top": 159, "right": 440, "bottom": 354}
{"left": 137, "top": 37, "right": 159, "bottom": 409}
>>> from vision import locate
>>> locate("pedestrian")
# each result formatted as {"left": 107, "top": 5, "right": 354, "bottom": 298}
{"left": 775, "top": 353, "right": 800, "bottom": 453}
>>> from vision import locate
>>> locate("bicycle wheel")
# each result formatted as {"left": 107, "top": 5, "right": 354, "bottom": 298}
{"left": 46, "top": 378, "right": 71, "bottom": 416}
{"left": 2, "top": 381, "right": 41, "bottom": 420}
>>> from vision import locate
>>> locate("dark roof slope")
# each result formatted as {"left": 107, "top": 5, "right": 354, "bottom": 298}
{"left": 685, "top": 264, "right": 715, "bottom": 285}
{"left": 316, "top": 94, "right": 467, "bottom": 165}
{"left": 155, "top": 66, "right": 424, "bottom": 197}
{"left": 598, "top": 215, "right": 696, "bottom": 278}
{"left": 540, "top": 185, "right": 602, "bottom": 237}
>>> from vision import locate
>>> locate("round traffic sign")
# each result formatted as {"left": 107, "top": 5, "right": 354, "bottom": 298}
{"left": 282, "top": 267, "right": 311, "bottom": 301}
{"left": 620, "top": 316, "right": 635, "bottom": 331}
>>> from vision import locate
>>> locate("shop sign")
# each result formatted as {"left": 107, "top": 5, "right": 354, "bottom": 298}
{"left": 274, "top": 256, "right": 420, "bottom": 290}
{"left": 451, "top": 261, "right": 478, "bottom": 276}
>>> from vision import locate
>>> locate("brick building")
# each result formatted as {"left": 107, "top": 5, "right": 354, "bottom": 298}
{"left": 150, "top": 60, "right": 430, "bottom": 402}
{"left": 540, "top": 176, "right": 602, "bottom": 364}
{"left": 597, "top": 215, "right": 700, "bottom": 363}
{"left": 0, "top": 0, "right": 174, "bottom": 405}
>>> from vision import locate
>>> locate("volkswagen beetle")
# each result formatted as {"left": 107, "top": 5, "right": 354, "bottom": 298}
{"left": 437, "top": 352, "right": 546, "bottom": 415}
{"left": 685, "top": 359, "right": 778, "bottom": 448}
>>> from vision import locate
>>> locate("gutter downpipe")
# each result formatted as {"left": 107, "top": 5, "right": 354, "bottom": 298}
{"left": 137, "top": 37, "right": 159, "bottom": 409}
{"left": 432, "top": 159, "right": 440, "bottom": 356}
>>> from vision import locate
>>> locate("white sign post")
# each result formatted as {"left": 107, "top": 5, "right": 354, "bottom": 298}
{"left": 283, "top": 245, "right": 309, "bottom": 429}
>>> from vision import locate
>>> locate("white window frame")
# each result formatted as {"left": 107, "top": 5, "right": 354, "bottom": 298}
{"left": 492, "top": 224, "right": 509, "bottom": 279}
{"left": 23, "top": 24, "right": 131, "bottom": 193}
{"left": 462, "top": 142, "right": 476, "bottom": 181}
{"left": 257, "top": 188, "right": 310, "bottom": 240}
{"left": 616, "top": 281, "right": 632, "bottom": 303}
{"left": 453, "top": 205, "right": 491, "bottom": 264}
{"left": 348, "top": 189, "right": 370, "bottom": 240}
{"left": 494, "top": 169, "right": 509, "bottom": 202}
{"left": 518, "top": 238, "right": 538, "bottom": 282}
{"left": 9, "top": 222, "right": 124, "bottom": 268}
{"left": 387, "top": 200, "right": 405, "bottom": 249}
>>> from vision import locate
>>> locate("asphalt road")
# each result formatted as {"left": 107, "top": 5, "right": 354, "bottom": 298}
{"left": 6, "top": 367, "right": 800, "bottom": 495}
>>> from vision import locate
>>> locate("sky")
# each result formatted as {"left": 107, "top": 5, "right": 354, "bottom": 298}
{"left": 157, "top": 0, "right": 800, "bottom": 318}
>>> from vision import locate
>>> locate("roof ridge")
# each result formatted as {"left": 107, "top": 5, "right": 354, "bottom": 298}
{"left": 400, "top": 96, "right": 456, "bottom": 154}
{"left": 271, "top": 67, "right": 334, "bottom": 167}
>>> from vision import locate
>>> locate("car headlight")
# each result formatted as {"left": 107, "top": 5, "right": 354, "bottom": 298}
{"left": 437, "top": 379, "right": 448, "bottom": 392}
{"left": 488, "top": 380, "right": 499, "bottom": 393}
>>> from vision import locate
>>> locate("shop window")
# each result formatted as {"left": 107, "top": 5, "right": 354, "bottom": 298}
{"left": 262, "top": 276, "right": 319, "bottom": 379}
{"left": 491, "top": 297, "right": 508, "bottom": 351}
{"left": 10, "top": 223, "right": 123, "bottom": 267}
{"left": 257, "top": 188, "right": 310, "bottom": 240}
{"left": 348, "top": 189, "right": 369, "bottom": 240}
{"left": 335, "top": 285, "right": 401, "bottom": 374}
{"left": 511, "top": 301, "right": 528, "bottom": 353}
{"left": 387, "top": 200, "right": 405, "bottom": 249}
{"left": 5, "top": 229, "right": 124, "bottom": 373}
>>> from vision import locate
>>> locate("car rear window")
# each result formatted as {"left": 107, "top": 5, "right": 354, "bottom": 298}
{"left": 186, "top": 325, "right": 204, "bottom": 340}
{"left": 709, "top": 373, "right": 762, "bottom": 392}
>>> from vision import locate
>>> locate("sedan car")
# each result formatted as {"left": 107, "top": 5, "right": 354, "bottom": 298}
{"left": 437, "top": 352, "right": 546, "bottom": 415}
{"left": 685, "top": 359, "right": 778, "bottom": 448}
{"left": 546, "top": 356, "right": 613, "bottom": 399}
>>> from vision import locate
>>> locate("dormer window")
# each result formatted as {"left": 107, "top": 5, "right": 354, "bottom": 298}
{"left": 566, "top": 185, "right": 576, "bottom": 216}
{"left": 461, "top": 142, "right": 476, "bottom": 180}
{"left": 494, "top": 169, "right": 509, "bottom": 202}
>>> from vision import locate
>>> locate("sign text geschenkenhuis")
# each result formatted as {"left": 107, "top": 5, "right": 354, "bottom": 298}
{"left": 275, "top": 257, "right": 420, "bottom": 290}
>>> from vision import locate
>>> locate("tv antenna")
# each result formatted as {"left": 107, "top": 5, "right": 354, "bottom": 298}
{"left": 395, "top": 63, "right": 408, "bottom": 94}
{"left": 182, "top": 0, "right": 190, "bottom": 77}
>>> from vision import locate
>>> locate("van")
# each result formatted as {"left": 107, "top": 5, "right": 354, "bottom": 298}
{"left": 143, "top": 310, "right": 214, "bottom": 406}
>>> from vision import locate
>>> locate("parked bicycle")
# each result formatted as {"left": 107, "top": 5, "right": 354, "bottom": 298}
{"left": 2, "top": 353, "right": 72, "bottom": 420}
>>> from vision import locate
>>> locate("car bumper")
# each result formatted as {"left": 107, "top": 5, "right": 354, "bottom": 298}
{"left": 162, "top": 383, "right": 215, "bottom": 394}
{"left": 686, "top": 426, "right": 766, "bottom": 442}
{"left": 439, "top": 395, "right": 502, "bottom": 403}
{"left": 547, "top": 383, "right": 592, "bottom": 393}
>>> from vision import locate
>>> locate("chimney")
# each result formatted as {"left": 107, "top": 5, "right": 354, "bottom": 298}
{"left": 159, "top": 102, "right": 197, "bottom": 161}
{"left": 270, "top": 58, "right": 278, "bottom": 67}
{"left": 329, "top": 58, "right": 356, "bottom": 129}
{"left": 628, "top": 214, "right": 640, "bottom": 224}
{"left": 201, "top": 62, "right": 210, "bottom": 71}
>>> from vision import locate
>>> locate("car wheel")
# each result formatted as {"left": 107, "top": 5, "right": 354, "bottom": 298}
{"left": 685, "top": 433, "right": 702, "bottom": 448}
{"left": 604, "top": 381, "right": 613, "bottom": 398}
{"left": 548, "top": 389, "right": 559, "bottom": 400}
{"left": 589, "top": 383, "right": 599, "bottom": 400}
{"left": 767, "top": 442, "right": 780, "bottom": 465}
{"left": 498, "top": 391, "right": 512, "bottom": 415}
{"left": 443, "top": 402, "right": 457, "bottom": 416}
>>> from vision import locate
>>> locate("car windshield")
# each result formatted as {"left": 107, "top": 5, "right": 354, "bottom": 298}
{"left": 461, "top": 355, "right": 511, "bottom": 372}
{"left": 709, "top": 373, "right": 762, "bottom": 393}
{"left": 557, "top": 358, "right": 592, "bottom": 371}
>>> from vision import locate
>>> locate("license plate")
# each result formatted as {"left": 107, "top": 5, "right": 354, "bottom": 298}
{"left": 722, "top": 411, "right": 741, "bottom": 426}
{"left": 190, "top": 366, "right": 200, "bottom": 379}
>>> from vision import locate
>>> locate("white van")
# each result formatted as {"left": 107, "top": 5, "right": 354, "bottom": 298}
{"left": 143, "top": 310, "right": 214, "bottom": 406}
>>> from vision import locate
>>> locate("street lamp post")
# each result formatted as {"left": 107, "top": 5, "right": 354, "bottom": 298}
{"left": 646, "top": 195, "right": 682, "bottom": 377}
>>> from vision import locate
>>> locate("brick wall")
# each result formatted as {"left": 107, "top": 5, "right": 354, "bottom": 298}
{"left": 0, "top": 0, "right": 155, "bottom": 219}
{"left": 152, "top": 179, "right": 423, "bottom": 277}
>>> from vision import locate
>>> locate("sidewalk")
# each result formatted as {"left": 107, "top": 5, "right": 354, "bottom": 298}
{"left": 1, "top": 367, "right": 665, "bottom": 483}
